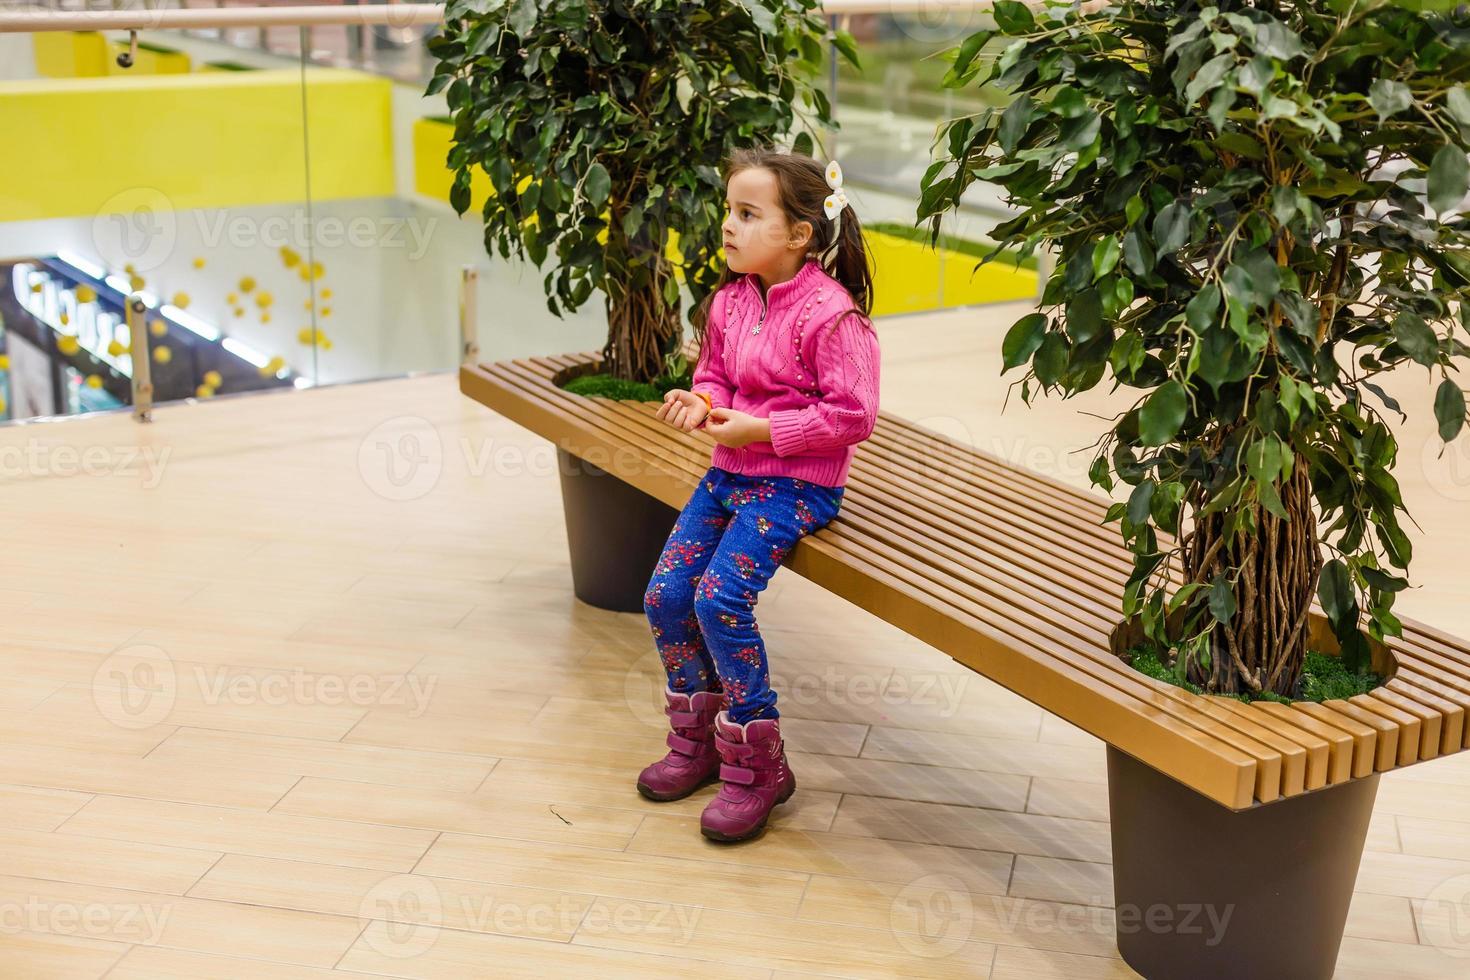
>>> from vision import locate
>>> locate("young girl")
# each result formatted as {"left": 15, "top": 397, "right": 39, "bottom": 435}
{"left": 636, "top": 147, "right": 881, "bottom": 843}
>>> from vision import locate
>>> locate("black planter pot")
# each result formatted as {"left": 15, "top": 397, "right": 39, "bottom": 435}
{"left": 555, "top": 446, "right": 680, "bottom": 613}
{"left": 1107, "top": 745, "right": 1381, "bottom": 980}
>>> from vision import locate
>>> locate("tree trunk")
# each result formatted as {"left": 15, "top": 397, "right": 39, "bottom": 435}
{"left": 1181, "top": 460, "right": 1322, "bottom": 697}
{"left": 601, "top": 253, "right": 681, "bottom": 384}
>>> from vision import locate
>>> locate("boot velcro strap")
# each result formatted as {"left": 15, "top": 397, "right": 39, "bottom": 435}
{"left": 719, "top": 763, "right": 756, "bottom": 785}
{"left": 716, "top": 739, "right": 758, "bottom": 763}
{"left": 667, "top": 709, "right": 703, "bottom": 728}
{"left": 666, "top": 731, "right": 704, "bottom": 756}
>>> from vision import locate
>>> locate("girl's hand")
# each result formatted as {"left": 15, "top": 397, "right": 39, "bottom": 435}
{"left": 705, "top": 408, "right": 771, "bottom": 448}
{"left": 655, "top": 389, "right": 710, "bottom": 432}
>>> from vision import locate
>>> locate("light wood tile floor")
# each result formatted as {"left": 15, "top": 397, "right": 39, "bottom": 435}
{"left": 1, "top": 304, "right": 1468, "bottom": 977}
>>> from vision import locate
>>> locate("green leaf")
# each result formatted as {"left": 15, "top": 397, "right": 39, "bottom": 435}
{"left": 1185, "top": 53, "right": 1234, "bottom": 106}
{"left": 1065, "top": 289, "right": 1103, "bottom": 344}
{"left": 1447, "top": 86, "right": 1470, "bottom": 129}
{"left": 1258, "top": 478, "right": 1289, "bottom": 520}
{"left": 1209, "top": 574, "right": 1236, "bottom": 624}
{"left": 1109, "top": 331, "right": 1145, "bottom": 376}
{"left": 1368, "top": 78, "right": 1413, "bottom": 121}
{"left": 1140, "top": 381, "right": 1187, "bottom": 447}
{"left": 1222, "top": 248, "right": 1281, "bottom": 311}
{"left": 1034, "top": 332, "right": 1067, "bottom": 386}
{"left": 1002, "top": 314, "right": 1047, "bottom": 372}
{"left": 1246, "top": 437, "right": 1283, "bottom": 485}
{"left": 992, "top": 0, "right": 1036, "bottom": 34}
{"left": 1125, "top": 194, "right": 1145, "bottom": 226}
{"left": 1153, "top": 202, "right": 1191, "bottom": 254}
{"left": 1429, "top": 144, "right": 1469, "bottom": 214}
{"left": 1362, "top": 567, "right": 1409, "bottom": 593}
{"left": 950, "top": 30, "right": 992, "bottom": 80}
{"left": 1185, "top": 284, "right": 1221, "bottom": 333}
{"left": 1318, "top": 559, "right": 1354, "bottom": 630}
{"left": 507, "top": 0, "right": 537, "bottom": 36}
{"left": 1122, "top": 229, "right": 1154, "bottom": 276}
{"left": 998, "top": 95, "right": 1037, "bottom": 155}
{"left": 739, "top": 0, "right": 777, "bottom": 34}
{"left": 1127, "top": 481, "right": 1155, "bottom": 528}
{"left": 583, "top": 162, "right": 611, "bottom": 208}
{"left": 1059, "top": 111, "right": 1102, "bottom": 152}
{"left": 1093, "top": 237, "right": 1121, "bottom": 280}
{"left": 1255, "top": 20, "right": 1307, "bottom": 60}
{"left": 1435, "top": 379, "right": 1467, "bottom": 441}
{"left": 1393, "top": 311, "right": 1440, "bottom": 366}
{"left": 1216, "top": 131, "right": 1265, "bottom": 160}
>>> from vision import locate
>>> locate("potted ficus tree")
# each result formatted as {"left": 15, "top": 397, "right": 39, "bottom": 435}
{"left": 429, "top": 0, "right": 856, "bottom": 610}
{"left": 920, "top": 0, "right": 1469, "bottom": 975}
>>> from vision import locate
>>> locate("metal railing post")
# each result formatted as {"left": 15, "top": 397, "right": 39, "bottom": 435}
{"left": 127, "top": 294, "right": 154, "bottom": 423}
{"left": 459, "top": 266, "right": 480, "bottom": 366}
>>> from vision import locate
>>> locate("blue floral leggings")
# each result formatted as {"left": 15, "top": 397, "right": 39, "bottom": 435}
{"left": 643, "top": 465, "right": 845, "bottom": 725}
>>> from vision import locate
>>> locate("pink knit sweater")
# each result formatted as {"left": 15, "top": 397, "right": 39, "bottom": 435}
{"left": 689, "top": 258, "right": 881, "bottom": 488}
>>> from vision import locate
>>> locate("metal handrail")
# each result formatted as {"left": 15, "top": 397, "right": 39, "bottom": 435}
{"left": 0, "top": 0, "right": 1096, "bottom": 33}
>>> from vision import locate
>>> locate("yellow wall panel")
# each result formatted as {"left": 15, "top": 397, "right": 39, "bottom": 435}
{"left": 0, "top": 69, "right": 395, "bottom": 222}
{"left": 32, "top": 31, "right": 108, "bottom": 79}
{"left": 410, "top": 115, "right": 1036, "bottom": 312}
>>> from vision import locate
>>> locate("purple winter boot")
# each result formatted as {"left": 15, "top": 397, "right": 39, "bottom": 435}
{"left": 699, "top": 710, "right": 796, "bottom": 842}
{"left": 635, "top": 686, "right": 726, "bottom": 802}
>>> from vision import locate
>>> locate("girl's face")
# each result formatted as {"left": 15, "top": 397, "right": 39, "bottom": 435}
{"left": 721, "top": 167, "right": 812, "bottom": 279}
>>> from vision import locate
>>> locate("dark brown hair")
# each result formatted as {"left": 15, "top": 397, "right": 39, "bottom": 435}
{"left": 690, "top": 146, "right": 876, "bottom": 349}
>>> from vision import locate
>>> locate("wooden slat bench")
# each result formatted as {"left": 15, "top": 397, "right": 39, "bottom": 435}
{"left": 460, "top": 350, "right": 1470, "bottom": 812}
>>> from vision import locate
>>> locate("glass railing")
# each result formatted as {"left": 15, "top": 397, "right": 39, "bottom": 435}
{"left": 0, "top": 1, "right": 1038, "bottom": 424}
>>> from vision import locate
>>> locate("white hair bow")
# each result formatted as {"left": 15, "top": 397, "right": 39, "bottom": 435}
{"left": 820, "top": 159, "right": 847, "bottom": 269}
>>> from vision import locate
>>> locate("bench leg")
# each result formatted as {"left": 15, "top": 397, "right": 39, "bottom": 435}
{"left": 1106, "top": 745, "right": 1379, "bottom": 980}
{"left": 555, "top": 447, "right": 679, "bottom": 613}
